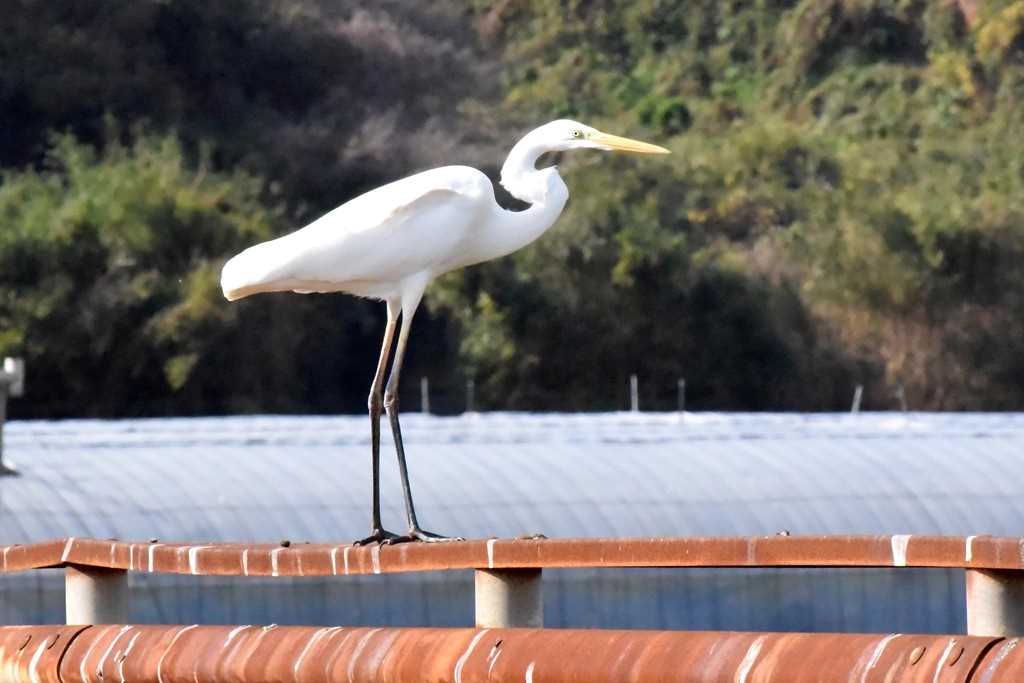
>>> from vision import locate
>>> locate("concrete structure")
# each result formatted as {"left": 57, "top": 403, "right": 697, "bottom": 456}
{"left": 474, "top": 569, "right": 543, "bottom": 628}
{"left": 64, "top": 566, "right": 128, "bottom": 624}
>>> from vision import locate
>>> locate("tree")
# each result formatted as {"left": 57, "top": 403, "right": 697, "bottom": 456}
{"left": 0, "top": 130, "right": 284, "bottom": 415}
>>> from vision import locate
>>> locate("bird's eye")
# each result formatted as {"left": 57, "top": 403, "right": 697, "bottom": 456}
{"left": 571, "top": 129, "right": 581, "bottom": 138}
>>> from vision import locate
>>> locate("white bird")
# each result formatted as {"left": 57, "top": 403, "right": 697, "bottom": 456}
{"left": 221, "top": 119, "right": 669, "bottom": 544}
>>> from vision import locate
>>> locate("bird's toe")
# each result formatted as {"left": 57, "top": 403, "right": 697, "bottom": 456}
{"left": 387, "top": 528, "right": 464, "bottom": 544}
{"left": 354, "top": 528, "right": 400, "bottom": 546}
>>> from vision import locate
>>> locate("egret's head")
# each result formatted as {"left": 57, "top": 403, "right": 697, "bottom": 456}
{"left": 540, "top": 119, "right": 670, "bottom": 155}
{"left": 502, "top": 119, "right": 669, "bottom": 203}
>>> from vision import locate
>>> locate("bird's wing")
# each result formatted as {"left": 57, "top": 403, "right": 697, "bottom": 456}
{"left": 221, "top": 166, "right": 493, "bottom": 300}
{"left": 318, "top": 166, "right": 491, "bottom": 236}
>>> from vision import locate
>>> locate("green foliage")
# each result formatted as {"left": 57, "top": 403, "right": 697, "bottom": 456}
{"left": 441, "top": 0, "right": 1024, "bottom": 409}
{"left": 0, "top": 130, "right": 281, "bottom": 415}
{"left": 0, "top": 0, "right": 492, "bottom": 219}
{"left": 2, "top": 0, "right": 1023, "bottom": 415}
{"left": 977, "top": 1, "right": 1024, "bottom": 65}
{"left": 0, "top": 0, "right": 487, "bottom": 417}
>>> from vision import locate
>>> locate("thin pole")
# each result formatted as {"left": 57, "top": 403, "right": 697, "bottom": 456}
{"left": 895, "top": 384, "right": 907, "bottom": 412}
{"left": 851, "top": 385, "right": 863, "bottom": 413}
{"left": 466, "top": 379, "right": 475, "bottom": 413}
{"left": 0, "top": 359, "right": 23, "bottom": 476}
{"left": 677, "top": 378, "right": 686, "bottom": 413}
{"left": 630, "top": 374, "right": 639, "bottom": 413}
{"left": 0, "top": 383, "right": 7, "bottom": 471}
{"left": 420, "top": 377, "right": 430, "bottom": 414}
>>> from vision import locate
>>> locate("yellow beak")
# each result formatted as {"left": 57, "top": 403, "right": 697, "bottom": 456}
{"left": 589, "top": 131, "right": 670, "bottom": 154}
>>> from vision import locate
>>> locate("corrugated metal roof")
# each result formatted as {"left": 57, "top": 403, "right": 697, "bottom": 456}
{"left": 5, "top": 412, "right": 1024, "bottom": 541}
{"left": 2, "top": 412, "right": 1022, "bottom": 630}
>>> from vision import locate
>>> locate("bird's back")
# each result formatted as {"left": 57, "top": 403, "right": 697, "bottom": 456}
{"left": 221, "top": 166, "right": 493, "bottom": 301}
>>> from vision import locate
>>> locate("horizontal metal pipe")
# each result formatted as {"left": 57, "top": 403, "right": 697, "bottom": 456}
{"left": 0, "top": 625, "right": 88, "bottom": 683}
{"left": 1, "top": 625, "right": 1022, "bottom": 682}
{"left": 6, "top": 534, "right": 1024, "bottom": 577}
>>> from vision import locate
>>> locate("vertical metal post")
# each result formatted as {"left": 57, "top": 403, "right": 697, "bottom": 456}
{"left": 420, "top": 377, "right": 430, "bottom": 414}
{"left": 851, "top": 385, "right": 863, "bottom": 413}
{"left": 965, "top": 569, "right": 1024, "bottom": 636}
{"left": 629, "top": 374, "right": 639, "bottom": 413}
{"left": 0, "top": 357, "right": 24, "bottom": 476}
{"left": 677, "top": 378, "right": 686, "bottom": 413}
{"left": 65, "top": 566, "right": 129, "bottom": 624}
{"left": 475, "top": 569, "right": 543, "bottom": 628}
{"left": 466, "top": 379, "right": 475, "bottom": 413}
{"left": 3, "top": 358, "right": 25, "bottom": 396}
{"left": 895, "top": 384, "right": 908, "bottom": 412}
{"left": 0, "top": 383, "right": 7, "bottom": 473}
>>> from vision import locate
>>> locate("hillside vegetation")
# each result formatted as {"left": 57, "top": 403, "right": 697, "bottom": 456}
{"left": 1, "top": 0, "right": 1021, "bottom": 415}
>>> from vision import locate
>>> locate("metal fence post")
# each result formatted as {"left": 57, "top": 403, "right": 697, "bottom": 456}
{"left": 0, "top": 358, "right": 24, "bottom": 476}
{"left": 65, "top": 566, "right": 129, "bottom": 624}
{"left": 420, "top": 377, "right": 430, "bottom": 414}
{"left": 965, "top": 569, "right": 1024, "bottom": 636}
{"left": 0, "top": 383, "right": 9, "bottom": 475}
{"left": 474, "top": 569, "right": 543, "bottom": 628}
{"left": 851, "top": 384, "right": 863, "bottom": 413}
{"left": 895, "top": 384, "right": 908, "bottom": 412}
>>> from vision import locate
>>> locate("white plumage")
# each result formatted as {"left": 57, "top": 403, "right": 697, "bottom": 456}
{"left": 220, "top": 119, "right": 668, "bottom": 544}
{"left": 222, "top": 166, "right": 493, "bottom": 301}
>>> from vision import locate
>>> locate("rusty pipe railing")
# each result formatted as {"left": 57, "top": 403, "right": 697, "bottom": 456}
{"left": 4, "top": 534, "right": 1024, "bottom": 634}
{"left": 5, "top": 535, "right": 1024, "bottom": 576}
{"left": 2, "top": 624, "right": 1023, "bottom": 683}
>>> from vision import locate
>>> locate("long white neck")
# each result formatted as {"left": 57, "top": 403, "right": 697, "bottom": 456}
{"left": 500, "top": 133, "right": 565, "bottom": 205}
{"left": 465, "top": 133, "right": 569, "bottom": 264}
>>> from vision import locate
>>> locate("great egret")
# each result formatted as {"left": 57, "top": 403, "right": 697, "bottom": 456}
{"left": 221, "top": 119, "right": 669, "bottom": 544}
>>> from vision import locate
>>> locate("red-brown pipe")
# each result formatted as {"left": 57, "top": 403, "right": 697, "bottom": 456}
{"left": 0, "top": 625, "right": 1018, "bottom": 682}
{"left": 0, "top": 626, "right": 88, "bottom": 683}
{"left": 6, "top": 535, "right": 1024, "bottom": 577}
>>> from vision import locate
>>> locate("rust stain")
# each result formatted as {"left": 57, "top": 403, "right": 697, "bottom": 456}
{"left": 0, "top": 626, "right": 1012, "bottom": 682}
{"left": 0, "top": 626, "right": 87, "bottom": 683}
{"left": 7, "top": 535, "right": 1024, "bottom": 577}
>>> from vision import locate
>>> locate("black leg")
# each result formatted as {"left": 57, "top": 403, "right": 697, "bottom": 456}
{"left": 354, "top": 303, "right": 401, "bottom": 546}
{"left": 381, "top": 299, "right": 463, "bottom": 544}
{"left": 387, "top": 398, "right": 420, "bottom": 529}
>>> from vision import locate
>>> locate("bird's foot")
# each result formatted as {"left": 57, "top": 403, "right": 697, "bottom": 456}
{"left": 354, "top": 528, "right": 400, "bottom": 546}
{"left": 385, "top": 527, "right": 464, "bottom": 544}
